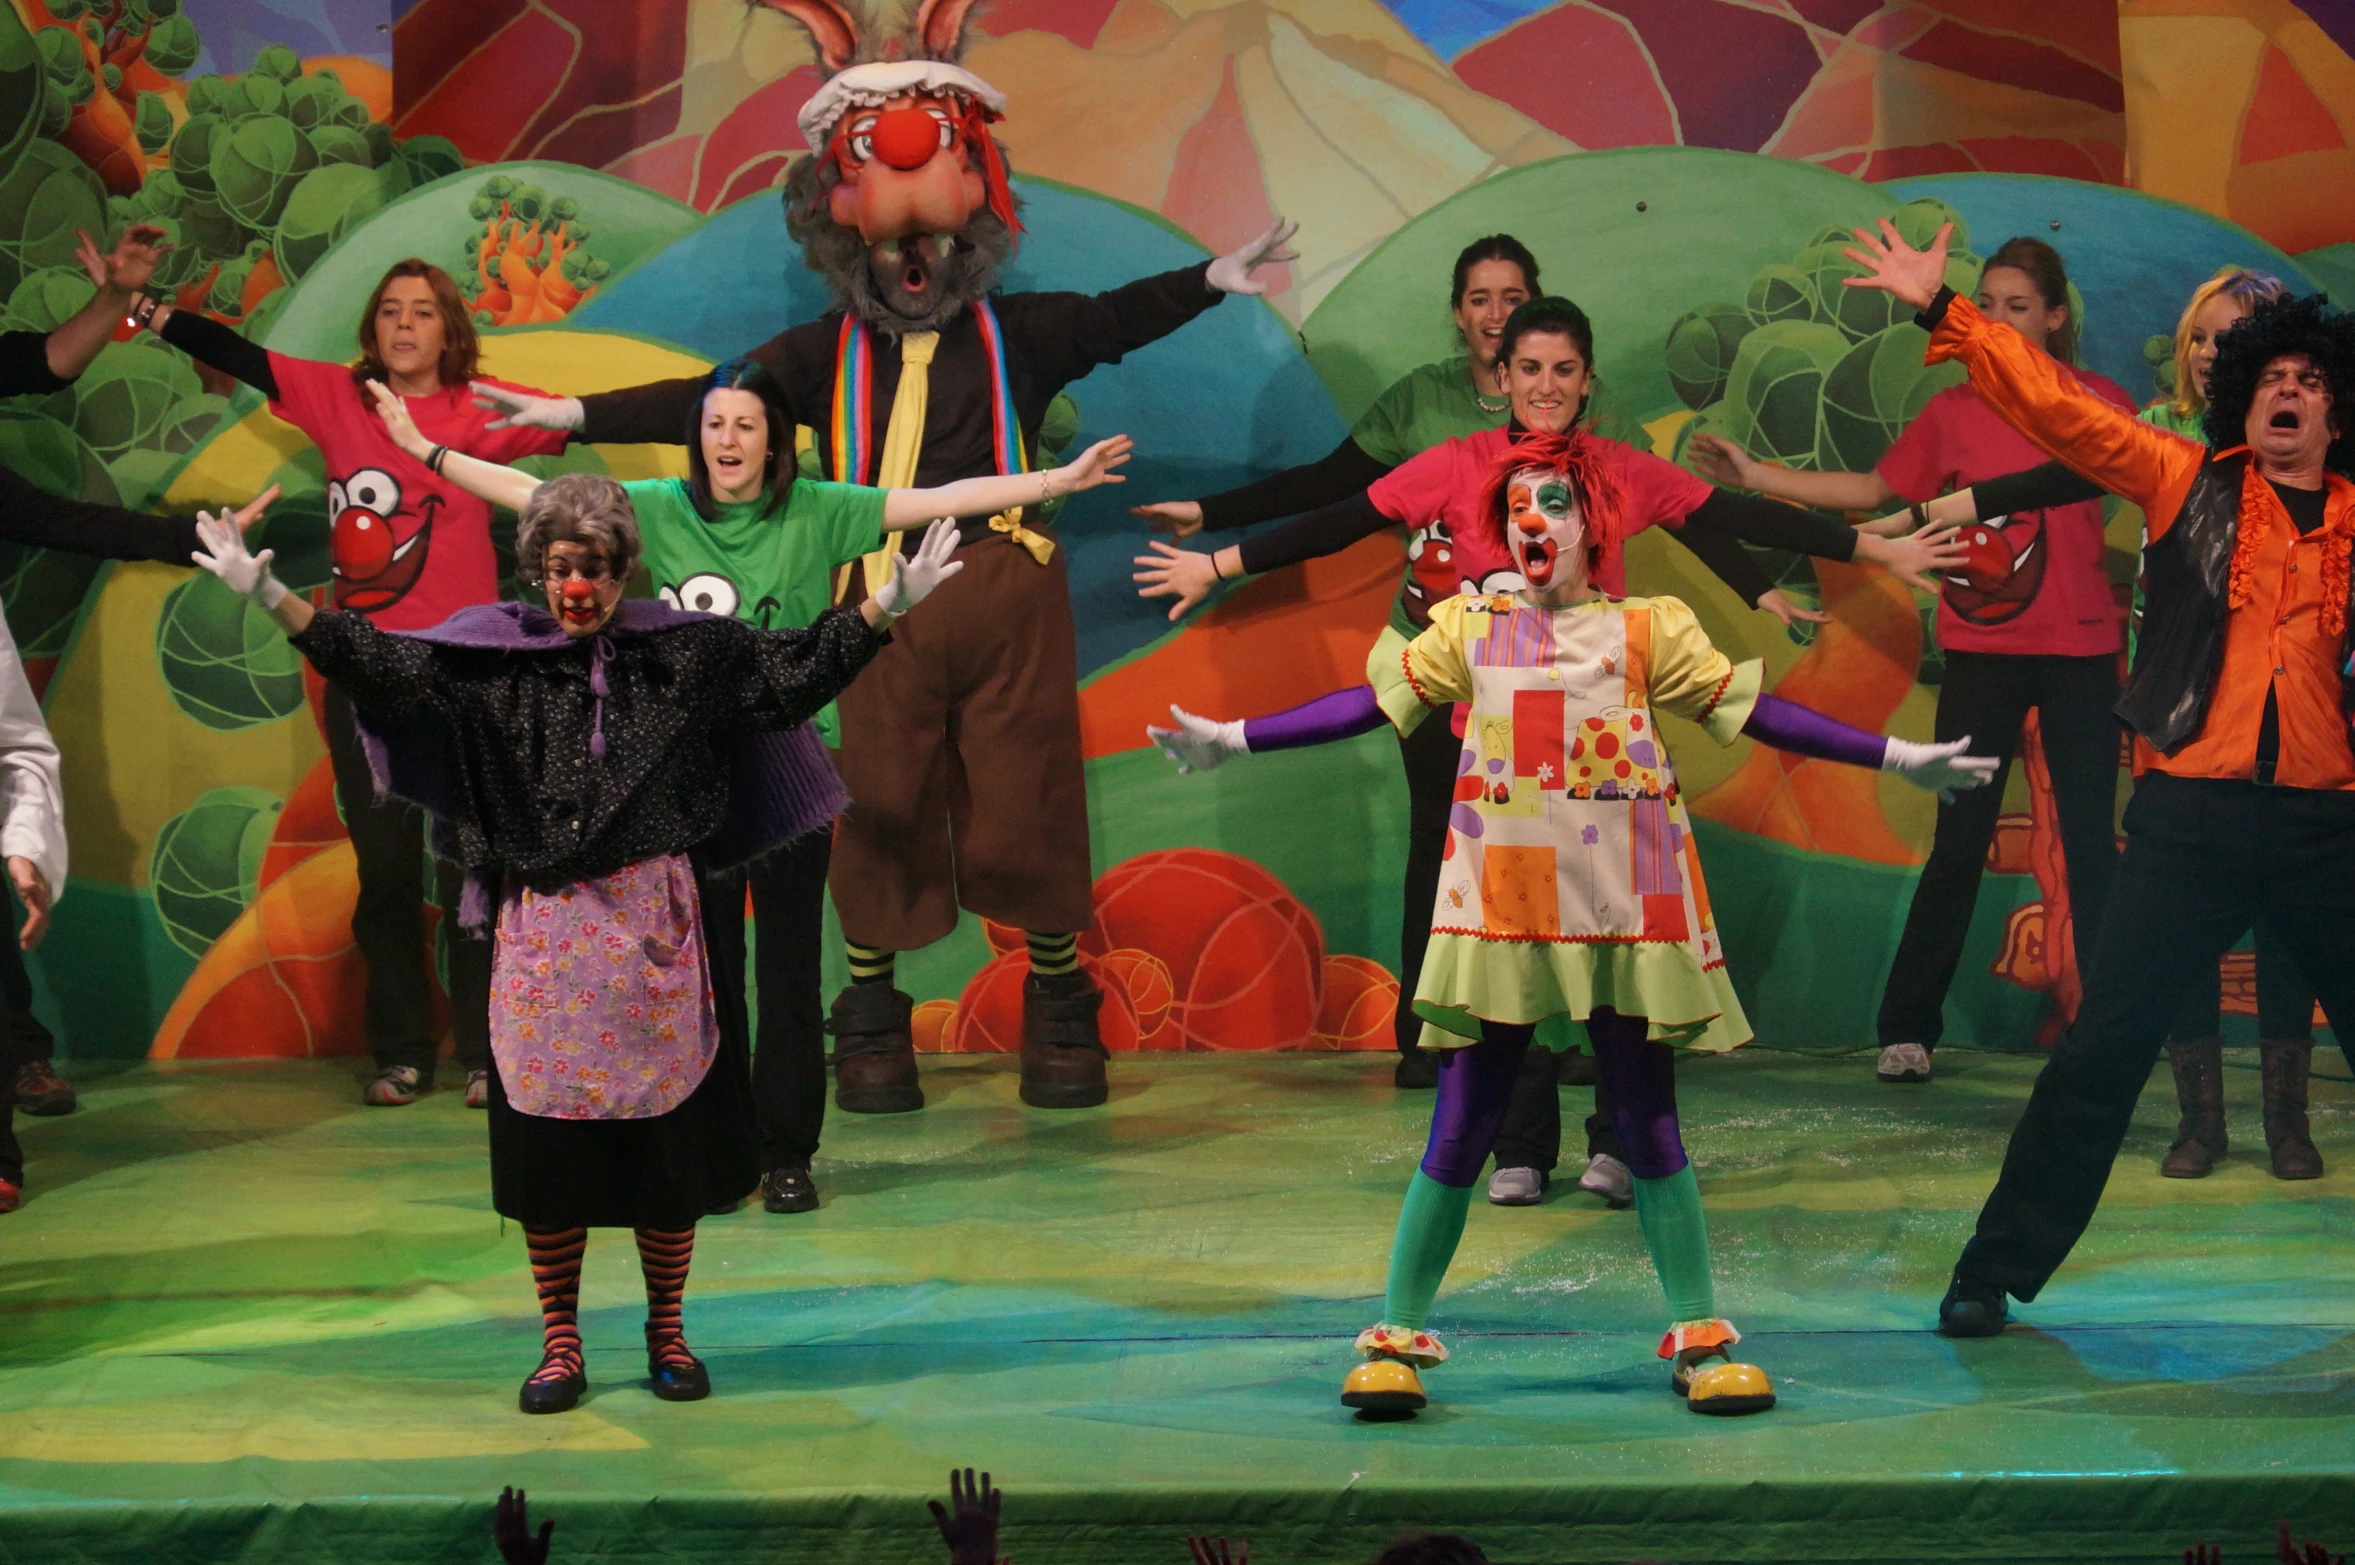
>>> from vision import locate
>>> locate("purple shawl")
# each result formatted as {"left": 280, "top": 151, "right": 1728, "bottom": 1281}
{"left": 355, "top": 599, "right": 850, "bottom": 927}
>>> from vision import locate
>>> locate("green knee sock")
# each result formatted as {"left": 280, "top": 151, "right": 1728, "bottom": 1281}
{"left": 1632, "top": 1164, "right": 1716, "bottom": 1323}
{"left": 1382, "top": 1171, "right": 1474, "bottom": 1329}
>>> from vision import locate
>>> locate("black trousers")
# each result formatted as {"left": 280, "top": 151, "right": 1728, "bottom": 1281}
{"left": 701, "top": 830, "right": 832, "bottom": 1170}
{"left": 2164, "top": 929, "right": 2316, "bottom": 1040}
{"left": 1395, "top": 711, "right": 1460, "bottom": 1056}
{"left": 0, "top": 890, "right": 32, "bottom": 1183}
{"left": 1959, "top": 775, "right": 2355, "bottom": 1300}
{"left": 1878, "top": 650, "right": 2122, "bottom": 1047}
{"left": 1492, "top": 1044, "right": 1629, "bottom": 1174}
{"left": 323, "top": 686, "right": 490, "bottom": 1076}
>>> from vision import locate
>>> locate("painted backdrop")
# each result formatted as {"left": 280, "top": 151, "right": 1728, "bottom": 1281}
{"left": 2, "top": 0, "right": 2348, "bottom": 1059}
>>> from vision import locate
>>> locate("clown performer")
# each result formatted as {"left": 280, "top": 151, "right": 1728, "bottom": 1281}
{"left": 1134, "top": 237, "right": 1830, "bottom": 1116}
{"left": 133, "top": 247, "right": 575, "bottom": 1110}
{"left": 472, "top": 0, "right": 1299, "bottom": 1113}
{"left": 1689, "top": 237, "right": 2136, "bottom": 1089}
{"left": 368, "top": 366, "right": 1133, "bottom": 1212}
{"left": 1147, "top": 434, "right": 1997, "bottom": 1415}
{"left": 1137, "top": 295, "right": 1965, "bottom": 1208}
{"left": 1859, "top": 267, "right": 2324, "bottom": 1182}
{"left": 188, "top": 476, "right": 964, "bottom": 1410}
{"left": 1822, "top": 221, "right": 2355, "bottom": 1336}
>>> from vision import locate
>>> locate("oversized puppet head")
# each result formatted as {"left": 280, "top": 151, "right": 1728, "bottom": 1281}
{"left": 765, "top": 0, "right": 1020, "bottom": 331}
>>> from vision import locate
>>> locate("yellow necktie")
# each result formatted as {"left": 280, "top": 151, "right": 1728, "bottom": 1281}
{"left": 849, "top": 329, "right": 1054, "bottom": 598}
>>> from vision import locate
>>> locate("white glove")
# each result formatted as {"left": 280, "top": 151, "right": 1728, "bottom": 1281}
{"left": 1145, "top": 705, "right": 1248, "bottom": 775}
{"left": 472, "top": 382, "right": 585, "bottom": 432}
{"left": 873, "top": 518, "right": 965, "bottom": 619}
{"left": 1883, "top": 736, "right": 2000, "bottom": 803}
{"left": 191, "top": 508, "right": 288, "bottom": 611}
{"left": 1205, "top": 218, "right": 1300, "bottom": 297}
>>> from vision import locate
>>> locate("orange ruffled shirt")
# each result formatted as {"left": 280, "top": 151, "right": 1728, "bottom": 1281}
{"left": 1926, "top": 295, "right": 2355, "bottom": 792}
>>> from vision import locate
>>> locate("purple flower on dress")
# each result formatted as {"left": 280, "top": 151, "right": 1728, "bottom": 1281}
{"left": 1581, "top": 825, "right": 1600, "bottom": 845}
{"left": 1450, "top": 803, "right": 1484, "bottom": 839}
{"left": 1627, "top": 739, "right": 1658, "bottom": 768}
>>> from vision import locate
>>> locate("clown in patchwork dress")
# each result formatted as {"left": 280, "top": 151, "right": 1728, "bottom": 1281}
{"left": 1149, "top": 431, "right": 1998, "bottom": 1416}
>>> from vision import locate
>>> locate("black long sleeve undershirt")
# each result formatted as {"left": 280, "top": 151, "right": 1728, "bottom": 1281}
{"left": 159, "top": 309, "right": 278, "bottom": 400}
{"left": 1973, "top": 461, "right": 2107, "bottom": 518}
{"left": 1684, "top": 488, "right": 1861, "bottom": 561}
{"left": 1234, "top": 489, "right": 1388, "bottom": 576}
{"left": 1196, "top": 437, "right": 1397, "bottom": 532}
{"left": 0, "top": 331, "right": 68, "bottom": 399}
{"left": 1670, "top": 506, "right": 1777, "bottom": 607}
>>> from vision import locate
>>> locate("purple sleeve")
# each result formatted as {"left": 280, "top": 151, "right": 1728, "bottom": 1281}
{"left": 1740, "top": 692, "right": 1889, "bottom": 769}
{"left": 1242, "top": 685, "right": 1387, "bottom": 752}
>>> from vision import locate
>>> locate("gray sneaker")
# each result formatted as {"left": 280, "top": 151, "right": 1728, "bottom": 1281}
{"left": 1877, "top": 1043, "right": 1933, "bottom": 1083}
{"left": 1486, "top": 1166, "right": 1546, "bottom": 1205}
{"left": 1577, "top": 1152, "right": 1633, "bottom": 1208}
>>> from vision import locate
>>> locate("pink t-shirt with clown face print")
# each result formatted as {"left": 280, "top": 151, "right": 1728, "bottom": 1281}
{"left": 266, "top": 353, "right": 569, "bottom": 630}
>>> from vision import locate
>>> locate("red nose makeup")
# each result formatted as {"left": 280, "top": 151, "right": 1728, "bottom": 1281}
{"left": 561, "top": 580, "right": 596, "bottom": 603}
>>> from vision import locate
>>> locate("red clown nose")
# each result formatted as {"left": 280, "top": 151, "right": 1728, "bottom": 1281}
{"left": 561, "top": 579, "right": 596, "bottom": 602}
{"left": 869, "top": 106, "right": 945, "bottom": 170}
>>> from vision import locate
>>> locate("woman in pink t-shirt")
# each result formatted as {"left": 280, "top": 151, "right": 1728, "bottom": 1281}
{"left": 141, "top": 259, "right": 569, "bottom": 1109}
{"left": 1692, "top": 236, "right": 2133, "bottom": 1085}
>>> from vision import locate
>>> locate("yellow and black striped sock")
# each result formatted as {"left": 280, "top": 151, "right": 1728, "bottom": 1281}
{"left": 845, "top": 942, "right": 896, "bottom": 988}
{"left": 1026, "top": 931, "right": 1080, "bottom": 978}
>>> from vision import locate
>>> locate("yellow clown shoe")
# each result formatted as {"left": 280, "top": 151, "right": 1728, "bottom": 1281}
{"left": 1341, "top": 1324, "right": 1446, "bottom": 1413}
{"left": 1661, "top": 1318, "right": 1776, "bottom": 1416}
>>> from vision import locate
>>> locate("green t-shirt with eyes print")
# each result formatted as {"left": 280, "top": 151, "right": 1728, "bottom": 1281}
{"left": 623, "top": 475, "right": 887, "bottom": 747}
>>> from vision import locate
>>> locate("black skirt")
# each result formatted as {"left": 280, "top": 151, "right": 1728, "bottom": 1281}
{"left": 484, "top": 865, "right": 758, "bottom": 1230}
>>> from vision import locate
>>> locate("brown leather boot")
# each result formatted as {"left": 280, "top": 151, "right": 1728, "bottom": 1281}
{"left": 1020, "top": 970, "right": 1108, "bottom": 1109}
{"left": 2260, "top": 1039, "right": 2323, "bottom": 1181}
{"left": 2160, "top": 1037, "right": 2225, "bottom": 1178}
{"left": 827, "top": 984, "right": 923, "bottom": 1114}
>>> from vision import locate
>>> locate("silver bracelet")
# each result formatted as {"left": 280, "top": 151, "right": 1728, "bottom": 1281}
{"left": 1036, "top": 469, "right": 1053, "bottom": 504}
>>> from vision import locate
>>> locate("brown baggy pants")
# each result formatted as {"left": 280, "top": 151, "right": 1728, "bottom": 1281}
{"left": 829, "top": 534, "right": 1094, "bottom": 950}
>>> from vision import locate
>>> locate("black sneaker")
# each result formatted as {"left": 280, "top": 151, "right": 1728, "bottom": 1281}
{"left": 762, "top": 1166, "right": 819, "bottom": 1214}
{"left": 12, "top": 1060, "right": 76, "bottom": 1116}
{"left": 1937, "top": 1271, "right": 2009, "bottom": 1338}
{"left": 1393, "top": 1049, "right": 1439, "bottom": 1089}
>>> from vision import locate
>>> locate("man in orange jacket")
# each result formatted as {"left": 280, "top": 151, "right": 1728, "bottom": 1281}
{"left": 1838, "top": 218, "right": 2355, "bottom": 1335}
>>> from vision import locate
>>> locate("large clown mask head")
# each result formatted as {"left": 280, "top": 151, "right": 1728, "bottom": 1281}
{"left": 769, "top": 0, "right": 1019, "bottom": 328}
{"left": 1503, "top": 464, "right": 1593, "bottom": 606}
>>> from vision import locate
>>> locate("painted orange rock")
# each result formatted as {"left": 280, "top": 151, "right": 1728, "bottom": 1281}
{"left": 259, "top": 755, "right": 348, "bottom": 892}
{"left": 1313, "top": 953, "right": 1399, "bottom": 1051}
{"left": 1095, "top": 947, "right": 1177, "bottom": 1048}
{"left": 1084, "top": 848, "right": 1323, "bottom": 1050}
{"left": 154, "top": 845, "right": 374, "bottom": 1059}
{"left": 911, "top": 998, "right": 961, "bottom": 1054}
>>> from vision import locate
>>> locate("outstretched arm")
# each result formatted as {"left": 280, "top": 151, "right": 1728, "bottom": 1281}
{"left": 1688, "top": 432, "right": 1897, "bottom": 513}
{"left": 1682, "top": 488, "right": 1966, "bottom": 594}
{"left": 1133, "top": 489, "right": 1393, "bottom": 622}
{"left": 1147, "top": 687, "right": 1389, "bottom": 773}
{"left": 1137, "top": 437, "right": 1397, "bottom": 538}
{"left": 1841, "top": 218, "right": 2189, "bottom": 516}
{"left": 1742, "top": 695, "right": 1996, "bottom": 800}
{"left": 151, "top": 304, "right": 279, "bottom": 399}
{"left": 881, "top": 436, "right": 1131, "bottom": 529}
{"left": 368, "top": 381, "right": 541, "bottom": 511}
{"left": 48, "top": 225, "right": 170, "bottom": 382}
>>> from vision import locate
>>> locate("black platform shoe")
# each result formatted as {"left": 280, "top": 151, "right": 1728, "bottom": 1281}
{"left": 762, "top": 1165, "right": 819, "bottom": 1214}
{"left": 1936, "top": 1271, "right": 2010, "bottom": 1338}
{"left": 519, "top": 1355, "right": 585, "bottom": 1415}
{"left": 648, "top": 1351, "right": 711, "bottom": 1402}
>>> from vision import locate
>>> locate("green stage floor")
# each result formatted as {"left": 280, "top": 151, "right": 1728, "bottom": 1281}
{"left": 1, "top": 1050, "right": 2351, "bottom": 1565}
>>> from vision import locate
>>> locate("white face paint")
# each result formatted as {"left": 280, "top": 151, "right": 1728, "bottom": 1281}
{"left": 1504, "top": 465, "right": 1590, "bottom": 603}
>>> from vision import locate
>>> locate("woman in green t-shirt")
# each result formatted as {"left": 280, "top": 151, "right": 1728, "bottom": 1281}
{"left": 369, "top": 361, "right": 1131, "bottom": 1215}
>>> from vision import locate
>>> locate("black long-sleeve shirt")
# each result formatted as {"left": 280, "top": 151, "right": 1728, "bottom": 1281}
{"left": 290, "top": 606, "right": 881, "bottom": 885}
{"left": 1232, "top": 485, "right": 1854, "bottom": 608}
{"left": 1974, "top": 460, "right": 2108, "bottom": 519}
{"left": 0, "top": 330, "right": 202, "bottom": 565}
{"left": 1197, "top": 436, "right": 1394, "bottom": 532}
{"left": 578, "top": 265, "right": 1226, "bottom": 539}
{"left": 157, "top": 309, "right": 278, "bottom": 399}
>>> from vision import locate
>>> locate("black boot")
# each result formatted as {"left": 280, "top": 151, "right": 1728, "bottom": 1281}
{"left": 1937, "top": 1271, "right": 2009, "bottom": 1338}
{"left": 2260, "top": 1039, "right": 2323, "bottom": 1181}
{"left": 1021, "top": 970, "right": 1108, "bottom": 1109}
{"left": 2160, "top": 1037, "right": 2226, "bottom": 1178}
{"left": 826, "top": 985, "right": 923, "bottom": 1114}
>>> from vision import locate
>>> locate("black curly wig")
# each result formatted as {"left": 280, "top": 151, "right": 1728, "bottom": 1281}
{"left": 2201, "top": 292, "right": 2355, "bottom": 474}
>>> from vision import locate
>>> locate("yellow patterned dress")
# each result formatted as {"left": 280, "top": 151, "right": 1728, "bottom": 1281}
{"left": 1371, "top": 592, "right": 1764, "bottom": 1052}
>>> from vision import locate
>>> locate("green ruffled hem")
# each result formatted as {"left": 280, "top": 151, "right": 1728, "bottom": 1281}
{"left": 1410, "top": 933, "right": 1751, "bottom": 1053}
